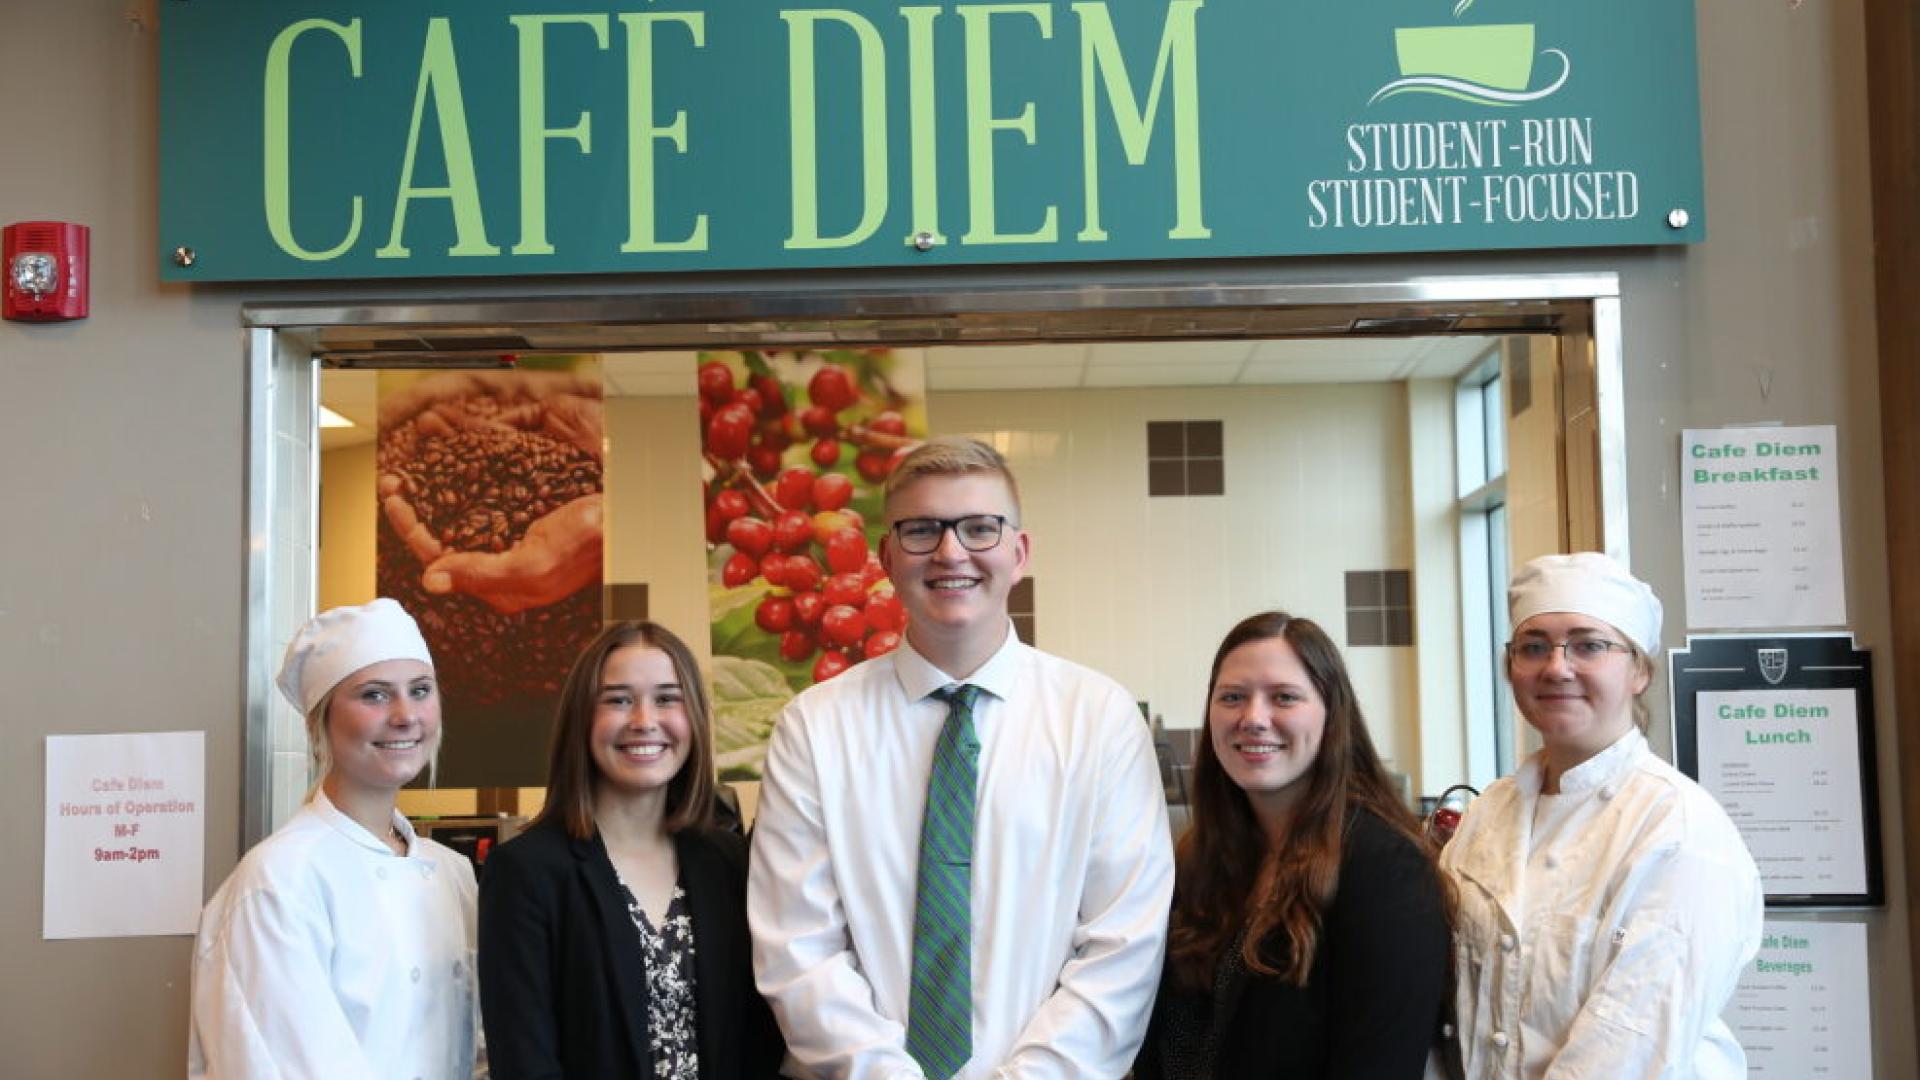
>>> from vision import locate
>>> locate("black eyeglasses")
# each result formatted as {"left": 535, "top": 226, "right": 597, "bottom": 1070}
{"left": 890, "top": 515, "right": 1012, "bottom": 555}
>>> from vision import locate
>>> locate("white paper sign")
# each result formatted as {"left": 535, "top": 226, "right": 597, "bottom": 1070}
{"left": 1727, "top": 920, "right": 1872, "bottom": 1078}
{"left": 44, "top": 732, "right": 205, "bottom": 938}
{"left": 1696, "top": 688, "right": 1866, "bottom": 896}
{"left": 1681, "top": 424, "right": 1844, "bottom": 629}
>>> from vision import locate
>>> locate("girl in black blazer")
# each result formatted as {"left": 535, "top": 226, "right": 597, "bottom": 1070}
{"left": 1137, "top": 612, "right": 1452, "bottom": 1079}
{"left": 479, "top": 621, "right": 783, "bottom": 1079}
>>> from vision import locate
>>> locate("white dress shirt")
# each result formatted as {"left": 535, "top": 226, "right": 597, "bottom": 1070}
{"left": 189, "top": 790, "right": 480, "bottom": 1079}
{"left": 749, "top": 625, "right": 1175, "bottom": 1079}
{"left": 1438, "top": 728, "right": 1762, "bottom": 1080}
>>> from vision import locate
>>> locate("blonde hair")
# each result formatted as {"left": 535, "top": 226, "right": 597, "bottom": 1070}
{"left": 883, "top": 436, "right": 1022, "bottom": 521}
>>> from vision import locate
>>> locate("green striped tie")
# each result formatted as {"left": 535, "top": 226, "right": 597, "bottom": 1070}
{"left": 907, "top": 683, "right": 982, "bottom": 1080}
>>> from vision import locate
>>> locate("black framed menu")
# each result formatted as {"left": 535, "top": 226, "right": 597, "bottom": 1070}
{"left": 1672, "top": 634, "right": 1882, "bottom": 908}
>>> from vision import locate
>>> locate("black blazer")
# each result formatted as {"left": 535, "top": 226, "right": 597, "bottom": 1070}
{"left": 477, "top": 818, "right": 784, "bottom": 1079}
{"left": 1137, "top": 809, "right": 1451, "bottom": 1079}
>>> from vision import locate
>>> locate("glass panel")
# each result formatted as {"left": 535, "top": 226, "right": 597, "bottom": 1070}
{"left": 1482, "top": 374, "right": 1508, "bottom": 480}
{"left": 1489, "top": 502, "right": 1514, "bottom": 776}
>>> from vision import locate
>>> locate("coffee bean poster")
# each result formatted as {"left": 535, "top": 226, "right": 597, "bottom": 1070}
{"left": 700, "top": 348, "right": 927, "bottom": 780}
{"left": 376, "top": 360, "right": 605, "bottom": 787}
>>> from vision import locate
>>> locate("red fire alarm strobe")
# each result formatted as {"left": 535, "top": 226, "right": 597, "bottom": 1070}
{"left": 4, "top": 222, "right": 89, "bottom": 322}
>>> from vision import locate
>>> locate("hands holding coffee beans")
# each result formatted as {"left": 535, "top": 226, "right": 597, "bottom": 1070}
{"left": 376, "top": 370, "right": 606, "bottom": 706}
{"left": 378, "top": 372, "right": 605, "bottom": 615}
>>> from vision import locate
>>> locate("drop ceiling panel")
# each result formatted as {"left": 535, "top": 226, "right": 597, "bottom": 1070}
{"left": 926, "top": 343, "right": 1087, "bottom": 369}
{"left": 1083, "top": 361, "right": 1243, "bottom": 387}
{"left": 931, "top": 364, "right": 1087, "bottom": 391}
{"left": 1088, "top": 341, "right": 1255, "bottom": 366}
{"left": 1404, "top": 336, "right": 1502, "bottom": 379}
{"left": 1244, "top": 337, "right": 1417, "bottom": 364}
{"left": 1236, "top": 359, "right": 1409, "bottom": 384}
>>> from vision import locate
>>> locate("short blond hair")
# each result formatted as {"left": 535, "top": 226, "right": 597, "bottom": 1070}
{"left": 883, "top": 436, "right": 1023, "bottom": 520}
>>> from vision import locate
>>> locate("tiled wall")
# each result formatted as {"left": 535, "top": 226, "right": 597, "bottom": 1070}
{"left": 267, "top": 342, "right": 319, "bottom": 832}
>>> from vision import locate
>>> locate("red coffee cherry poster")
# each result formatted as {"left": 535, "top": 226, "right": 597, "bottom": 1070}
{"left": 700, "top": 349, "right": 927, "bottom": 781}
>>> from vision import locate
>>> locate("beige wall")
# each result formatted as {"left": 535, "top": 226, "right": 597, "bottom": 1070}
{"left": 936, "top": 384, "right": 1417, "bottom": 764}
{"left": 317, "top": 443, "right": 376, "bottom": 612}
{"left": 603, "top": 394, "right": 714, "bottom": 670}
{"left": 1, "top": 7, "right": 243, "bottom": 1074}
{"left": 1504, "top": 336, "right": 1566, "bottom": 571}
{"left": 3, "top": 0, "right": 1909, "bottom": 1075}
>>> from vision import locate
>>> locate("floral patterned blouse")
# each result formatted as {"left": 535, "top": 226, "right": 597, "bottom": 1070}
{"left": 620, "top": 880, "right": 700, "bottom": 1079}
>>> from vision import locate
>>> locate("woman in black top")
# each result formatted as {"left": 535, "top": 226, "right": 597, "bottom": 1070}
{"left": 1137, "top": 612, "right": 1451, "bottom": 1079}
{"left": 478, "top": 621, "right": 782, "bottom": 1079}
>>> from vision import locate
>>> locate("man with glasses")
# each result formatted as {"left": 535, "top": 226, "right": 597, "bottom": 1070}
{"left": 749, "top": 436, "right": 1174, "bottom": 1079}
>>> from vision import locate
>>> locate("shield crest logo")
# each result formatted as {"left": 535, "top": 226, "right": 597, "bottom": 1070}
{"left": 1758, "top": 647, "right": 1790, "bottom": 686}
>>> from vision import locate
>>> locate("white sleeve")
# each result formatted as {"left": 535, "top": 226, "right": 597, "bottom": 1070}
{"left": 996, "top": 705, "right": 1175, "bottom": 1079}
{"left": 454, "top": 856, "right": 487, "bottom": 1080}
{"left": 749, "top": 703, "right": 924, "bottom": 1080}
{"left": 189, "top": 882, "right": 380, "bottom": 1080}
{"left": 1542, "top": 833, "right": 1763, "bottom": 1080}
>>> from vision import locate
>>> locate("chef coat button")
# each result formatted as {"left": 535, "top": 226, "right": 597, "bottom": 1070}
{"left": 1600, "top": 785, "right": 1617, "bottom": 800}
{"left": 420, "top": 862, "right": 434, "bottom": 878}
{"left": 1544, "top": 854, "right": 1559, "bottom": 869}
{"left": 1440, "top": 1023, "right": 1456, "bottom": 1038}
{"left": 1500, "top": 933, "right": 1517, "bottom": 952}
{"left": 410, "top": 966, "right": 422, "bottom": 983}
{"left": 453, "top": 960, "right": 464, "bottom": 978}
{"left": 1491, "top": 1031, "right": 1510, "bottom": 1049}
{"left": 375, "top": 867, "right": 388, "bottom": 881}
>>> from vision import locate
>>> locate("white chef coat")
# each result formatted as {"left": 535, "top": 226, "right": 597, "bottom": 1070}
{"left": 1438, "top": 728, "right": 1762, "bottom": 1080}
{"left": 749, "top": 625, "right": 1175, "bottom": 1079}
{"left": 188, "top": 790, "right": 480, "bottom": 1080}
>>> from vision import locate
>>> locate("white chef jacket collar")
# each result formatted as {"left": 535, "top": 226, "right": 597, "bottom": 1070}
{"left": 310, "top": 787, "right": 420, "bottom": 856}
{"left": 1519, "top": 726, "right": 1648, "bottom": 798}
{"left": 892, "top": 620, "right": 1022, "bottom": 707}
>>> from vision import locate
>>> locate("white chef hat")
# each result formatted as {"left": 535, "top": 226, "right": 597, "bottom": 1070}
{"left": 1508, "top": 552, "right": 1664, "bottom": 656}
{"left": 276, "top": 598, "right": 435, "bottom": 715}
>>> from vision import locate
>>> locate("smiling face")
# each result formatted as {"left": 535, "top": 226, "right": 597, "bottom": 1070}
{"left": 588, "top": 645, "right": 692, "bottom": 798}
{"left": 1508, "top": 611, "right": 1648, "bottom": 760}
{"left": 880, "top": 472, "right": 1030, "bottom": 657}
{"left": 1208, "top": 636, "right": 1328, "bottom": 826}
{"left": 323, "top": 659, "right": 440, "bottom": 797}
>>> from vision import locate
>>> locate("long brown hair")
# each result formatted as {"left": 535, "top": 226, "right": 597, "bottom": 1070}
{"left": 1168, "top": 611, "right": 1445, "bottom": 987}
{"left": 532, "top": 621, "right": 716, "bottom": 840}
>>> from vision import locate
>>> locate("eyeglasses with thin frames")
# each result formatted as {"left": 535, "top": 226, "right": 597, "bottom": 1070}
{"left": 1505, "top": 637, "right": 1633, "bottom": 672}
{"left": 890, "top": 515, "right": 1012, "bottom": 555}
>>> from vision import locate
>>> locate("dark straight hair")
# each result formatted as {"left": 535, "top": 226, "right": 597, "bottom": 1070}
{"left": 532, "top": 621, "right": 716, "bottom": 840}
{"left": 1168, "top": 611, "right": 1447, "bottom": 988}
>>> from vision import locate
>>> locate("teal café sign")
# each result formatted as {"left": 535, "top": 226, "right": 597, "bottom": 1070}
{"left": 159, "top": 0, "right": 1704, "bottom": 282}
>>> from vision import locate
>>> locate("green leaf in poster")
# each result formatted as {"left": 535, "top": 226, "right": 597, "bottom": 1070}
{"left": 709, "top": 576, "right": 769, "bottom": 624}
{"left": 710, "top": 655, "right": 792, "bottom": 780}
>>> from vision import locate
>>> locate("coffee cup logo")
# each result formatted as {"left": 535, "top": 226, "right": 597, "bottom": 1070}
{"left": 1371, "top": 1, "right": 1570, "bottom": 106}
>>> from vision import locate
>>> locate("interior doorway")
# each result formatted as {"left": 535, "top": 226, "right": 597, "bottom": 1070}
{"left": 241, "top": 275, "right": 1626, "bottom": 844}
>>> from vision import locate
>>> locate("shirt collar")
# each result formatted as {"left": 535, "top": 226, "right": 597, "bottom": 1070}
{"left": 891, "top": 620, "right": 1023, "bottom": 705}
{"left": 1517, "top": 725, "right": 1648, "bottom": 797}
{"left": 310, "top": 787, "right": 417, "bottom": 857}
